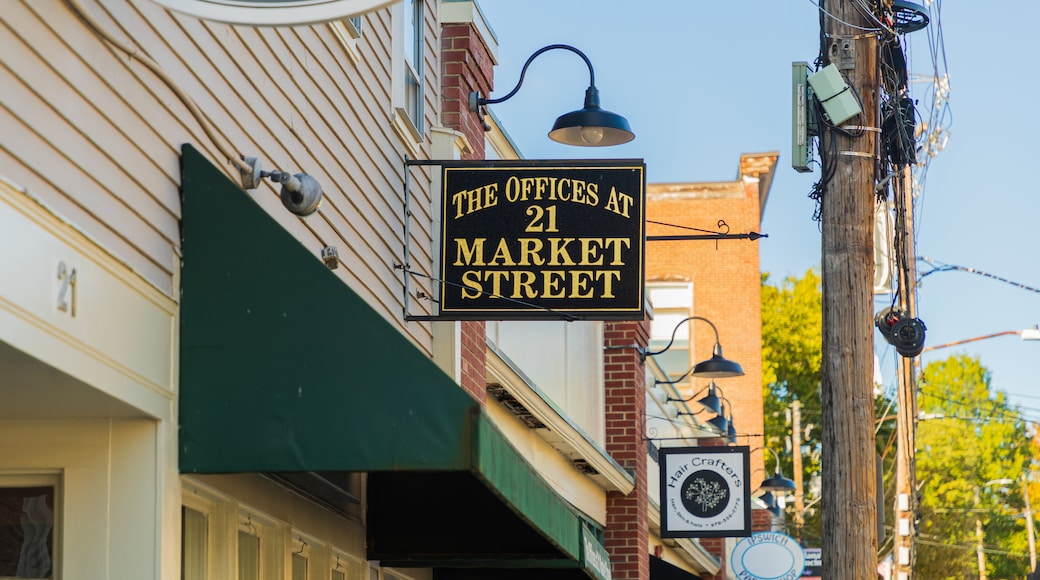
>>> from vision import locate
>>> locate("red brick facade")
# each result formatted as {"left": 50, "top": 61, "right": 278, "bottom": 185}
{"left": 440, "top": 19, "right": 496, "bottom": 404}
{"left": 441, "top": 23, "right": 494, "bottom": 161}
{"left": 647, "top": 154, "right": 780, "bottom": 575}
{"left": 604, "top": 319, "right": 651, "bottom": 580}
{"left": 646, "top": 155, "right": 777, "bottom": 489}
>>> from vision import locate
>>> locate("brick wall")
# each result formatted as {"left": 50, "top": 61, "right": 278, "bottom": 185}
{"left": 604, "top": 319, "right": 651, "bottom": 580}
{"left": 440, "top": 19, "right": 496, "bottom": 404}
{"left": 648, "top": 155, "right": 778, "bottom": 575}
{"left": 646, "top": 172, "right": 771, "bottom": 489}
{"left": 441, "top": 23, "right": 494, "bottom": 161}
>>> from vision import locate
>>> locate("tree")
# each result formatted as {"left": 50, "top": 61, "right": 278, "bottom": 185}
{"left": 915, "top": 354, "right": 1035, "bottom": 578}
{"left": 761, "top": 269, "right": 897, "bottom": 547}
{"left": 761, "top": 270, "right": 823, "bottom": 540}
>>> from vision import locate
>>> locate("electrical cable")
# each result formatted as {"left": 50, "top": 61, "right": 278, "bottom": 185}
{"left": 63, "top": 0, "right": 250, "bottom": 174}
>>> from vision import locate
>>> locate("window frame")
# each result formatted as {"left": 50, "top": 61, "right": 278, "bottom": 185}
{"left": 330, "top": 15, "right": 364, "bottom": 63}
{"left": 0, "top": 472, "right": 62, "bottom": 580}
{"left": 391, "top": 0, "right": 425, "bottom": 154}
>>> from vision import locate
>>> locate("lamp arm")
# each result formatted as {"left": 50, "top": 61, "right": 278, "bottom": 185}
{"left": 663, "top": 378, "right": 717, "bottom": 401}
{"left": 751, "top": 446, "right": 785, "bottom": 475}
{"left": 644, "top": 315, "right": 721, "bottom": 358}
{"left": 476, "top": 44, "right": 595, "bottom": 108}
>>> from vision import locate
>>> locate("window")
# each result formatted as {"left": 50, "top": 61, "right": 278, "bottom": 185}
{"left": 238, "top": 517, "right": 261, "bottom": 580}
{"left": 392, "top": 0, "right": 425, "bottom": 151}
{"left": 648, "top": 283, "right": 695, "bottom": 386}
{"left": 291, "top": 553, "right": 308, "bottom": 580}
{"left": 181, "top": 477, "right": 363, "bottom": 580}
{"left": 331, "top": 551, "right": 359, "bottom": 580}
{"left": 0, "top": 483, "right": 56, "bottom": 579}
{"left": 403, "top": 0, "right": 422, "bottom": 128}
{"left": 331, "top": 15, "right": 364, "bottom": 63}
{"left": 182, "top": 506, "right": 208, "bottom": 580}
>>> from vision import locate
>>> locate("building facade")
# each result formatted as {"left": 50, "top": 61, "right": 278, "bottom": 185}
{"left": 0, "top": 0, "right": 614, "bottom": 578}
{"left": 644, "top": 153, "right": 781, "bottom": 578}
{"left": 0, "top": 2, "right": 767, "bottom": 580}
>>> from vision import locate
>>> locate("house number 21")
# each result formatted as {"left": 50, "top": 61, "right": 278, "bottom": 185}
{"left": 57, "top": 261, "right": 78, "bottom": 317}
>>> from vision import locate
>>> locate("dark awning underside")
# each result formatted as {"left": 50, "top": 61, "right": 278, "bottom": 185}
{"left": 178, "top": 144, "right": 606, "bottom": 574}
{"left": 649, "top": 556, "right": 703, "bottom": 580}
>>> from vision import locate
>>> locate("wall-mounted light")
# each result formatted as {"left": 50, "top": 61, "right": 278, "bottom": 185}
{"left": 759, "top": 447, "right": 797, "bottom": 494}
{"left": 758, "top": 491, "right": 783, "bottom": 517}
{"left": 240, "top": 156, "right": 324, "bottom": 216}
{"left": 644, "top": 315, "right": 745, "bottom": 379}
{"left": 469, "top": 44, "right": 634, "bottom": 147}
{"left": 665, "top": 379, "right": 724, "bottom": 415}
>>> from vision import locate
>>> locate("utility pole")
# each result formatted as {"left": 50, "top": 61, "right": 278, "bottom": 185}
{"left": 819, "top": 0, "right": 879, "bottom": 576}
{"left": 792, "top": 400, "right": 805, "bottom": 541}
{"left": 975, "top": 486, "right": 987, "bottom": 580}
{"left": 1025, "top": 472, "right": 1037, "bottom": 576}
{"left": 893, "top": 168, "right": 919, "bottom": 579}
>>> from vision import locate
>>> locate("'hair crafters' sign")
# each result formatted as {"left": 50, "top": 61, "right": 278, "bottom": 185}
{"left": 439, "top": 161, "right": 645, "bottom": 320}
{"left": 659, "top": 446, "right": 751, "bottom": 538}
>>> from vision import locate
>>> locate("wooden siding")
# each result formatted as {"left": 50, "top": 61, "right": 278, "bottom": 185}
{"left": 0, "top": 0, "right": 440, "bottom": 351}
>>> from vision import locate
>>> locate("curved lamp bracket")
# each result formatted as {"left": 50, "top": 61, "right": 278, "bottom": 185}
{"left": 469, "top": 44, "right": 633, "bottom": 147}
{"left": 469, "top": 44, "right": 595, "bottom": 112}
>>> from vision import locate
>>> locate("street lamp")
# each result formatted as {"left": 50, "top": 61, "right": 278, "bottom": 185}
{"left": 921, "top": 327, "right": 1040, "bottom": 353}
{"left": 468, "top": 44, "right": 634, "bottom": 147}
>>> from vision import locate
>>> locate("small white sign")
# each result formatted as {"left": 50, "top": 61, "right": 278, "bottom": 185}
{"left": 659, "top": 446, "right": 751, "bottom": 537}
{"left": 730, "top": 532, "right": 805, "bottom": 580}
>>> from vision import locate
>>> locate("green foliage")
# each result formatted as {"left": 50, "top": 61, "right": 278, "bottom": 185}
{"left": 760, "top": 269, "right": 901, "bottom": 550}
{"left": 915, "top": 355, "right": 1035, "bottom": 578}
{"left": 761, "top": 270, "right": 823, "bottom": 541}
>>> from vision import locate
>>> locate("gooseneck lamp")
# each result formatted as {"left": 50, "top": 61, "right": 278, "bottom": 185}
{"left": 468, "top": 44, "right": 635, "bottom": 147}
{"left": 759, "top": 447, "right": 797, "bottom": 493}
{"left": 643, "top": 315, "right": 745, "bottom": 379}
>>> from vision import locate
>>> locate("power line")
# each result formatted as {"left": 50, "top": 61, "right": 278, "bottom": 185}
{"left": 918, "top": 256, "right": 1040, "bottom": 294}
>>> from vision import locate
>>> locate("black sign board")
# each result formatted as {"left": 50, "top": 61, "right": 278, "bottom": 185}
{"left": 438, "top": 160, "right": 645, "bottom": 320}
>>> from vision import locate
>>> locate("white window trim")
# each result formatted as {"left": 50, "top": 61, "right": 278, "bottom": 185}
{"left": 391, "top": 0, "right": 424, "bottom": 156}
{"left": 330, "top": 16, "right": 364, "bottom": 64}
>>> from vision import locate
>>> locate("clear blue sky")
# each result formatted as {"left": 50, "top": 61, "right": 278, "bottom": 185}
{"left": 476, "top": 1, "right": 1040, "bottom": 425}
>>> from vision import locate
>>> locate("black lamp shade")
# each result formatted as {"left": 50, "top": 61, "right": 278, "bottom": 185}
{"left": 691, "top": 353, "right": 744, "bottom": 378}
{"left": 548, "top": 86, "right": 634, "bottom": 147}
{"left": 696, "top": 385, "right": 723, "bottom": 415}
{"left": 760, "top": 473, "right": 797, "bottom": 493}
{"left": 707, "top": 414, "right": 729, "bottom": 434}
{"left": 727, "top": 419, "right": 738, "bottom": 444}
{"left": 549, "top": 108, "right": 634, "bottom": 147}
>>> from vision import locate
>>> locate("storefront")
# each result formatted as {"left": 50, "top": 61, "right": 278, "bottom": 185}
{"left": 178, "top": 145, "right": 609, "bottom": 579}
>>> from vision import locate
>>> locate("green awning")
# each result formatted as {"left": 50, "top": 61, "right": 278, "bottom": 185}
{"left": 177, "top": 144, "right": 589, "bottom": 568}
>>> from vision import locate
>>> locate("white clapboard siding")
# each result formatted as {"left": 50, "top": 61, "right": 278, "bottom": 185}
{"left": 0, "top": 0, "right": 440, "bottom": 350}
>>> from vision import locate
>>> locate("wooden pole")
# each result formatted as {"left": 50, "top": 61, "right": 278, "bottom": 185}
{"left": 792, "top": 400, "right": 805, "bottom": 541}
{"left": 820, "top": 0, "right": 879, "bottom": 576}
{"left": 893, "top": 168, "right": 919, "bottom": 578}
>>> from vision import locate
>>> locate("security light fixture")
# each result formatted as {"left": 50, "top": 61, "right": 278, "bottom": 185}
{"left": 240, "top": 156, "right": 323, "bottom": 217}
{"left": 468, "top": 44, "right": 634, "bottom": 147}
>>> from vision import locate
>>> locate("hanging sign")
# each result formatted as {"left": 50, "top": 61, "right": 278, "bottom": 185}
{"left": 437, "top": 160, "right": 645, "bottom": 320}
{"left": 147, "top": 0, "right": 396, "bottom": 26}
{"left": 659, "top": 446, "right": 751, "bottom": 538}
{"left": 730, "top": 532, "right": 806, "bottom": 580}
